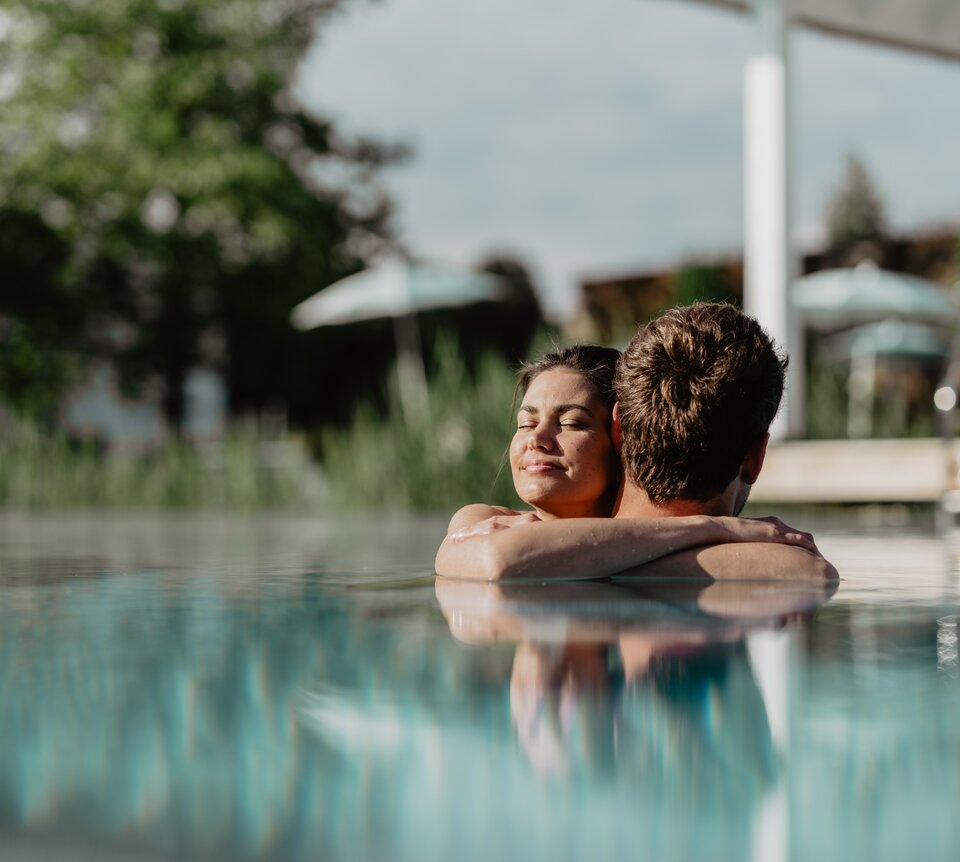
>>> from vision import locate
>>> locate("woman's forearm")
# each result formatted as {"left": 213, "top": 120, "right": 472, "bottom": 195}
{"left": 435, "top": 515, "right": 727, "bottom": 581}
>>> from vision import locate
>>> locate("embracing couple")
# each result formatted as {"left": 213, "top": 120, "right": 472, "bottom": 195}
{"left": 436, "top": 302, "right": 837, "bottom": 583}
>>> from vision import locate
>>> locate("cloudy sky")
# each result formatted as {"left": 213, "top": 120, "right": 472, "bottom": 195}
{"left": 299, "top": 0, "right": 960, "bottom": 318}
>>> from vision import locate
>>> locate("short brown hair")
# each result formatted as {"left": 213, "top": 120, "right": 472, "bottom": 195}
{"left": 614, "top": 303, "right": 787, "bottom": 504}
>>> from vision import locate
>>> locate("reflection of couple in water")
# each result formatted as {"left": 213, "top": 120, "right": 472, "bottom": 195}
{"left": 436, "top": 302, "right": 837, "bottom": 584}
{"left": 437, "top": 576, "right": 833, "bottom": 782}
{"left": 437, "top": 574, "right": 834, "bottom": 862}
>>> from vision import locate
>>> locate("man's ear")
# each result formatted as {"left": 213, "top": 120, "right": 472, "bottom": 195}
{"left": 611, "top": 402, "right": 623, "bottom": 454}
{"left": 741, "top": 431, "right": 769, "bottom": 485}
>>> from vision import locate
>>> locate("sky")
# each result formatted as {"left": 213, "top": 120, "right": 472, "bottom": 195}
{"left": 298, "top": 0, "right": 960, "bottom": 319}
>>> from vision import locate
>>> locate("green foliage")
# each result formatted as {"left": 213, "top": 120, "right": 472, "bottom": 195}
{"left": 671, "top": 263, "right": 737, "bottom": 307}
{"left": 421, "top": 254, "right": 544, "bottom": 376}
{"left": 0, "top": 0, "right": 401, "bottom": 429}
{"left": 806, "top": 339, "right": 937, "bottom": 440}
{"left": 805, "top": 347, "right": 849, "bottom": 440}
{"left": 826, "top": 154, "right": 887, "bottom": 252}
{"left": 0, "top": 334, "right": 551, "bottom": 511}
{"left": 871, "top": 396, "right": 935, "bottom": 439}
{"left": 319, "top": 336, "right": 523, "bottom": 511}
{"left": 0, "top": 417, "right": 322, "bottom": 509}
{"left": 0, "top": 319, "right": 81, "bottom": 420}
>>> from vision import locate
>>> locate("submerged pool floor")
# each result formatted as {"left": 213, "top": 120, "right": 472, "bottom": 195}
{"left": 0, "top": 512, "right": 957, "bottom": 862}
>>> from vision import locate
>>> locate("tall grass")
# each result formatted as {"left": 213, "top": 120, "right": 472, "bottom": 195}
{"left": 318, "top": 337, "right": 523, "bottom": 512}
{"left": 0, "top": 417, "right": 323, "bottom": 510}
{"left": 806, "top": 349, "right": 937, "bottom": 440}
{"left": 0, "top": 338, "right": 528, "bottom": 511}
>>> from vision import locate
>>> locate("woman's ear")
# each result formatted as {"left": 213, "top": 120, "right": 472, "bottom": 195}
{"left": 741, "top": 431, "right": 769, "bottom": 485}
{"left": 611, "top": 402, "right": 623, "bottom": 454}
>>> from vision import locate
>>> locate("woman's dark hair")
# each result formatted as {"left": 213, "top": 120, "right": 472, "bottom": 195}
{"left": 516, "top": 345, "right": 621, "bottom": 409}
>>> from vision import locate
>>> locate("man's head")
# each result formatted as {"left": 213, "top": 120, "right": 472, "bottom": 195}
{"left": 613, "top": 302, "right": 787, "bottom": 509}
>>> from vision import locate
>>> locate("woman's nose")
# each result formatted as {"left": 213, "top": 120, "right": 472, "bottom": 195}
{"left": 527, "top": 425, "right": 555, "bottom": 451}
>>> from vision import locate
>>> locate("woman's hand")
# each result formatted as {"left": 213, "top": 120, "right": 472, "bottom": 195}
{"left": 718, "top": 516, "right": 820, "bottom": 555}
{"left": 449, "top": 511, "right": 542, "bottom": 542}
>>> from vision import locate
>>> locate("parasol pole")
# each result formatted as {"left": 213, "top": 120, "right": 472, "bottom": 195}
{"left": 392, "top": 312, "right": 429, "bottom": 425}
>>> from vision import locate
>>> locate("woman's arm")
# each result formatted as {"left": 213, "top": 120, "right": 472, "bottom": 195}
{"left": 435, "top": 514, "right": 820, "bottom": 582}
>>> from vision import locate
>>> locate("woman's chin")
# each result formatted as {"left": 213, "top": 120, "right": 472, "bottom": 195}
{"left": 518, "top": 490, "right": 595, "bottom": 520}
{"left": 516, "top": 480, "right": 565, "bottom": 508}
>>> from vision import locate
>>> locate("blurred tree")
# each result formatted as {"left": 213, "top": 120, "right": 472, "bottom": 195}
{"left": 473, "top": 254, "right": 543, "bottom": 362}
{"left": 0, "top": 0, "right": 403, "bottom": 431}
{"left": 422, "top": 253, "right": 543, "bottom": 376}
{"left": 825, "top": 154, "right": 887, "bottom": 254}
{"left": 671, "top": 262, "right": 737, "bottom": 308}
{"left": 0, "top": 210, "right": 78, "bottom": 419}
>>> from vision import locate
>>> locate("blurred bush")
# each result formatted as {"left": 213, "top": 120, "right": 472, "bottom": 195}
{"left": 805, "top": 347, "right": 850, "bottom": 440}
{"left": 671, "top": 262, "right": 738, "bottom": 307}
{"left": 0, "top": 416, "right": 322, "bottom": 509}
{"left": 805, "top": 338, "right": 937, "bottom": 440}
{"left": 0, "top": 334, "right": 549, "bottom": 511}
{"left": 317, "top": 335, "right": 524, "bottom": 511}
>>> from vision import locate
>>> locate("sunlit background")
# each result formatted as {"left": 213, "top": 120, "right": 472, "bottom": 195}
{"left": 2, "top": 0, "right": 958, "bottom": 511}
{"left": 3, "top": 3, "right": 960, "bottom": 861}
{"left": 303, "top": 0, "right": 960, "bottom": 319}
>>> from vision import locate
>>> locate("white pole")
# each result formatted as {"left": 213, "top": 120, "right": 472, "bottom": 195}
{"left": 747, "top": 629, "right": 792, "bottom": 862}
{"left": 744, "top": 0, "right": 803, "bottom": 438}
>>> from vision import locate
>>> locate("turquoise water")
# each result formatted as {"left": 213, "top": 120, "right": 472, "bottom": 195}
{"left": 0, "top": 513, "right": 958, "bottom": 861}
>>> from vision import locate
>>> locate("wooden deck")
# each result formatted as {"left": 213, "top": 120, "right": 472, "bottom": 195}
{"left": 751, "top": 438, "right": 959, "bottom": 503}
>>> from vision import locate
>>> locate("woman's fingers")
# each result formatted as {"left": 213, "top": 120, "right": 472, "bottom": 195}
{"left": 749, "top": 516, "right": 819, "bottom": 554}
{"left": 723, "top": 516, "right": 814, "bottom": 552}
{"left": 449, "top": 512, "right": 540, "bottom": 542}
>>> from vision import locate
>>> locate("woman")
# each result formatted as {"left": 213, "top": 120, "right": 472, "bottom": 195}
{"left": 435, "top": 345, "right": 819, "bottom": 582}
{"left": 448, "top": 345, "right": 622, "bottom": 533}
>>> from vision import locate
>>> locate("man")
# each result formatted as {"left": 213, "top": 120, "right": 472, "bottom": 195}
{"left": 613, "top": 301, "right": 784, "bottom": 520}
{"left": 435, "top": 302, "right": 836, "bottom": 582}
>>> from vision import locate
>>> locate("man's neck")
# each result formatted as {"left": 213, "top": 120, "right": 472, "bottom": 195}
{"left": 613, "top": 480, "right": 734, "bottom": 518}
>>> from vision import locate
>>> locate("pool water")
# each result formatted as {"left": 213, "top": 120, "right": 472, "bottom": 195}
{"left": 0, "top": 512, "right": 958, "bottom": 861}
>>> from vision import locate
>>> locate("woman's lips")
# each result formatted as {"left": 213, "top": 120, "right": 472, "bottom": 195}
{"left": 522, "top": 461, "right": 564, "bottom": 474}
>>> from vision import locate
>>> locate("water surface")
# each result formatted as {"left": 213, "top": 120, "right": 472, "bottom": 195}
{"left": 0, "top": 512, "right": 958, "bottom": 861}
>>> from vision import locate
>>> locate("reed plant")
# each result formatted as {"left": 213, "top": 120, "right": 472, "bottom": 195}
{"left": 806, "top": 350, "right": 937, "bottom": 440}
{"left": 0, "top": 416, "right": 322, "bottom": 510}
{"left": 0, "top": 337, "right": 538, "bottom": 511}
{"left": 318, "top": 336, "right": 524, "bottom": 512}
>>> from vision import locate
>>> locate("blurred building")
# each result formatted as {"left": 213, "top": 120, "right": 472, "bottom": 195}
{"left": 61, "top": 363, "right": 227, "bottom": 448}
{"left": 567, "top": 260, "right": 743, "bottom": 345}
{"left": 567, "top": 227, "right": 959, "bottom": 345}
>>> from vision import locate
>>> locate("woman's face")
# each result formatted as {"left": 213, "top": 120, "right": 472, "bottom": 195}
{"left": 509, "top": 368, "right": 618, "bottom": 519}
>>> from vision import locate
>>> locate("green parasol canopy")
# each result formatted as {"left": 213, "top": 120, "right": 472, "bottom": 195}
{"left": 791, "top": 262, "right": 957, "bottom": 330}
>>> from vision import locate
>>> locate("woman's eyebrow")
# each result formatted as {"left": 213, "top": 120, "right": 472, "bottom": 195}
{"left": 556, "top": 403, "right": 594, "bottom": 416}
{"left": 518, "top": 403, "right": 594, "bottom": 416}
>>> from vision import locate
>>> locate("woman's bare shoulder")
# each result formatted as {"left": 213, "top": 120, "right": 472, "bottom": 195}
{"left": 446, "top": 503, "right": 524, "bottom": 535}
